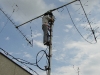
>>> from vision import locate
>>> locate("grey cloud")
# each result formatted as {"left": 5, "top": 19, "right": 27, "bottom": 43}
{"left": 0, "top": 0, "right": 55, "bottom": 24}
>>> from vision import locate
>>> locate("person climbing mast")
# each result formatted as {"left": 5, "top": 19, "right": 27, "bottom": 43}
{"left": 42, "top": 11, "right": 55, "bottom": 46}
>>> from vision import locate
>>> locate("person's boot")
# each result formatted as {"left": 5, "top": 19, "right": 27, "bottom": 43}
{"left": 46, "top": 42, "right": 50, "bottom": 46}
{"left": 44, "top": 42, "right": 50, "bottom": 46}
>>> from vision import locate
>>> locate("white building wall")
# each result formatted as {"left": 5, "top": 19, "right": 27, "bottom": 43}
{"left": 0, "top": 53, "right": 32, "bottom": 75}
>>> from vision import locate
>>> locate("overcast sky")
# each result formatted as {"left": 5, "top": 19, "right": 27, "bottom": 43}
{"left": 0, "top": 0, "right": 100, "bottom": 75}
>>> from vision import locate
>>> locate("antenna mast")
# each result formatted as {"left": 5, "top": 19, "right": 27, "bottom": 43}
{"left": 78, "top": 67, "right": 80, "bottom": 75}
{"left": 47, "top": 19, "right": 53, "bottom": 75}
{"left": 46, "top": 1, "right": 78, "bottom": 75}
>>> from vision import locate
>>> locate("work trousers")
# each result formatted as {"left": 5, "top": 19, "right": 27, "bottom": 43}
{"left": 42, "top": 24, "right": 49, "bottom": 44}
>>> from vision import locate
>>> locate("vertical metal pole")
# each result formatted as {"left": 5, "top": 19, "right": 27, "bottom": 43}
{"left": 46, "top": 1, "right": 78, "bottom": 75}
{"left": 78, "top": 67, "right": 79, "bottom": 75}
{"left": 48, "top": 22, "right": 53, "bottom": 75}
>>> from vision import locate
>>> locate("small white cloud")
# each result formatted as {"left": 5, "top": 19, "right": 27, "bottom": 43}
{"left": 33, "top": 32, "right": 42, "bottom": 38}
{"left": 34, "top": 40, "right": 46, "bottom": 49}
{"left": 52, "top": 49, "right": 57, "bottom": 52}
{"left": 64, "top": 29, "right": 69, "bottom": 32}
{"left": 75, "top": 18, "right": 80, "bottom": 21}
{"left": 64, "top": 25, "right": 72, "bottom": 32}
{"left": 22, "top": 44, "right": 26, "bottom": 48}
{"left": 26, "top": 32, "right": 42, "bottom": 40}
{"left": 5, "top": 37, "right": 10, "bottom": 40}
{"left": 54, "top": 53, "right": 66, "bottom": 61}
{"left": 55, "top": 66, "right": 74, "bottom": 75}
{"left": 59, "top": 0, "right": 72, "bottom": 3}
{"left": 65, "top": 25, "right": 73, "bottom": 29}
{"left": 23, "top": 52, "right": 32, "bottom": 59}
{"left": 59, "top": 0, "right": 65, "bottom": 2}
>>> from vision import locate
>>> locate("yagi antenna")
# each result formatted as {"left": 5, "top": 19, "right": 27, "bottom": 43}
{"left": 16, "top": 0, "right": 79, "bottom": 28}
{"left": 0, "top": 8, "right": 33, "bottom": 46}
{"left": 79, "top": 0, "right": 97, "bottom": 43}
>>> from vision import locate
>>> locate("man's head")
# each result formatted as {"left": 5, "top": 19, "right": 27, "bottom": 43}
{"left": 44, "top": 12, "right": 49, "bottom": 16}
{"left": 44, "top": 11, "right": 53, "bottom": 16}
{"left": 48, "top": 12, "right": 53, "bottom": 16}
